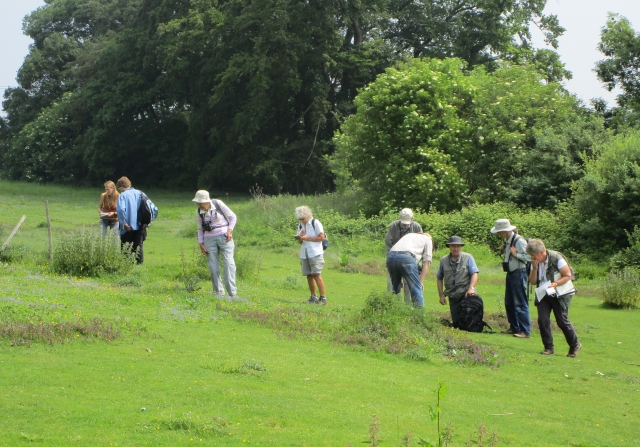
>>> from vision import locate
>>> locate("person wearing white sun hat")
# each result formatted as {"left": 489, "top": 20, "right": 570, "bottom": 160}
{"left": 490, "top": 218, "right": 531, "bottom": 338}
{"left": 192, "top": 190, "right": 238, "bottom": 298}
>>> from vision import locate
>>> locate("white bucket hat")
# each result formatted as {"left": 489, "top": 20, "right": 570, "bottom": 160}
{"left": 399, "top": 208, "right": 414, "bottom": 224}
{"left": 490, "top": 218, "right": 516, "bottom": 234}
{"left": 192, "top": 190, "right": 211, "bottom": 203}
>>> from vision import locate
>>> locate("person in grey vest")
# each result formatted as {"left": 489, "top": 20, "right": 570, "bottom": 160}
{"left": 436, "top": 236, "right": 479, "bottom": 326}
{"left": 527, "top": 239, "right": 581, "bottom": 357}
{"left": 490, "top": 218, "right": 531, "bottom": 338}
{"left": 385, "top": 208, "right": 423, "bottom": 304}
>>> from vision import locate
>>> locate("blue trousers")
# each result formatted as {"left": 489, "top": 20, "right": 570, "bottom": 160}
{"left": 505, "top": 268, "right": 530, "bottom": 334}
{"left": 386, "top": 252, "right": 423, "bottom": 307}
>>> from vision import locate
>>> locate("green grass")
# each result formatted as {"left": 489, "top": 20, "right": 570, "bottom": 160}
{"left": 0, "top": 180, "right": 639, "bottom": 446}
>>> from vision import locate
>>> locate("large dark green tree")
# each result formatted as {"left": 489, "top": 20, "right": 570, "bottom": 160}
{"left": 1, "top": 0, "right": 568, "bottom": 193}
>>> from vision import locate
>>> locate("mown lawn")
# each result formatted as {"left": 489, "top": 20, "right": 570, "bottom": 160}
{"left": 0, "top": 181, "right": 638, "bottom": 446}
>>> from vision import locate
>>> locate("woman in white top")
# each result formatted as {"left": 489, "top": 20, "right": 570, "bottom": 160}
{"left": 295, "top": 206, "right": 327, "bottom": 304}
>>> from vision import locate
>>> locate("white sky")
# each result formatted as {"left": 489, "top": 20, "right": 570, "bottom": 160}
{"left": 1, "top": 0, "right": 640, "bottom": 112}
{"left": 530, "top": 0, "right": 640, "bottom": 107}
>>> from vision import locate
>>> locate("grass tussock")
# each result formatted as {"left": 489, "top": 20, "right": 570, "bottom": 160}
{"left": 156, "top": 415, "right": 228, "bottom": 438}
{"left": 0, "top": 317, "right": 124, "bottom": 346}
{"left": 227, "top": 292, "right": 500, "bottom": 366}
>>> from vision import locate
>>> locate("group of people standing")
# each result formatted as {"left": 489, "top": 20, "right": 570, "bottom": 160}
{"left": 384, "top": 211, "right": 581, "bottom": 358}
{"left": 98, "top": 177, "right": 148, "bottom": 264}
{"left": 100, "top": 185, "right": 580, "bottom": 357}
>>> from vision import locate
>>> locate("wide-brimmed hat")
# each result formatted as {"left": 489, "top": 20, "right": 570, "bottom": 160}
{"left": 445, "top": 235, "right": 465, "bottom": 246}
{"left": 399, "top": 208, "right": 414, "bottom": 224}
{"left": 192, "top": 190, "right": 211, "bottom": 203}
{"left": 490, "top": 218, "right": 516, "bottom": 234}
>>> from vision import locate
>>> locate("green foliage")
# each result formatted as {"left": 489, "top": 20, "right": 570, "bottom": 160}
{"left": 414, "top": 203, "right": 559, "bottom": 253}
{"left": 333, "top": 58, "right": 475, "bottom": 213}
{"left": 596, "top": 14, "right": 640, "bottom": 110}
{"left": 333, "top": 61, "right": 606, "bottom": 214}
{"left": 601, "top": 268, "right": 640, "bottom": 309}
{"left": 51, "top": 227, "right": 137, "bottom": 277}
{"left": 571, "top": 130, "right": 640, "bottom": 253}
{"left": 1, "top": 0, "right": 569, "bottom": 194}
{"left": 610, "top": 227, "right": 640, "bottom": 270}
{"left": 469, "top": 65, "right": 606, "bottom": 208}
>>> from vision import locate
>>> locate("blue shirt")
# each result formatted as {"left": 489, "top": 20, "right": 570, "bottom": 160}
{"left": 436, "top": 254, "right": 479, "bottom": 279}
{"left": 117, "top": 187, "right": 141, "bottom": 235}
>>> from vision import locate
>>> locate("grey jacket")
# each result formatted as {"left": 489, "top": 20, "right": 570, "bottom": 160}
{"left": 385, "top": 220, "right": 423, "bottom": 252}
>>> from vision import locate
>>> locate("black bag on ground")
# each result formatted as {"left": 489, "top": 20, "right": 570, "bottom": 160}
{"left": 454, "top": 295, "right": 492, "bottom": 333}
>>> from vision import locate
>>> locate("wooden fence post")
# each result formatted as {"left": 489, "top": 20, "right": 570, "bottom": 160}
{"left": 46, "top": 201, "right": 53, "bottom": 261}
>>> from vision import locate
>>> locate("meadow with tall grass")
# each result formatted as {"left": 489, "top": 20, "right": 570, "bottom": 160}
{"left": 0, "top": 180, "right": 638, "bottom": 446}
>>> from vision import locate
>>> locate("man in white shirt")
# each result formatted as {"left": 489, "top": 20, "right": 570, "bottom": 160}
{"left": 386, "top": 233, "right": 433, "bottom": 307}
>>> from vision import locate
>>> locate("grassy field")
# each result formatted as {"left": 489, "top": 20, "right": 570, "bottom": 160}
{"left": 0, "top": 181, "right": 638, "bottom": 447}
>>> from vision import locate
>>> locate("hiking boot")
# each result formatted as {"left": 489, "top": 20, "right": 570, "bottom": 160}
{"left": 567, "top": 342, "right": 582, "bottom": 358}
{"left": 513, "top": 333, "right": 530, "bottom": 338}
{"left": 319, "top": 296, "right": 327, "bottom": 305}
{"left": 501, "top": 328, "right": 516, "bottom": 334}
{"left": 306, "top": 295, "right": 319, "bottom": 304}
{"left": 540, "top": 348, "right": 554, "bottom": 355}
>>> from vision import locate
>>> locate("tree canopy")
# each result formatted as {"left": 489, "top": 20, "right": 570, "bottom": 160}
{"left": 1, "top": 0, "right": 568, "bottom": 193}
{"left": 332, "top": 59, "right": 606, "bottom": 213}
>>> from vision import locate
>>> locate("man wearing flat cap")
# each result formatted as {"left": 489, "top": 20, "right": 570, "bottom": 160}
{"left": 385, "top": 209, "right": 423, "bottom": 303}
{"left": 436, "top": 236, "right": 479, "bottom": 327}
{"left": 491, "top": 218, "right": 531, "bottom": 338}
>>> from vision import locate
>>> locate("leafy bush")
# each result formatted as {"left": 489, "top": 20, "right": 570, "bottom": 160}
{"left": 572, "top": 130, "right": 640, "bottom": 254}
{"left": 414, "top": 203, "right": 559, "bottom": 253}
{"left": 601, "top": 268, "right": 640, "bottom": 309}
{"left": 610, "top": 227, "right": 640, "bottom": 270}
{"left": 52, "top": 228, "right": 137, "bottom": 277}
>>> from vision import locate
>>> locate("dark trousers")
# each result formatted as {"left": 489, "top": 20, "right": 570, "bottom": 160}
{"left": 536, "top": 295, "right": 578, "bottom": 350}
{"left": 448, "top": 297, "right": 463, "bottom": 326}
{"left": 505, "top": 268, "right": 530, "bottom": 334}
{"left": 121, "top": 228, "right": 145, "bottom": 264}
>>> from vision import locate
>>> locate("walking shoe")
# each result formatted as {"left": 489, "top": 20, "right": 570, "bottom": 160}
{"left": 501, "top": 328, "right": 516, "bottom": 334}
{"left": 513, "top": 333, "right": 530, "bottom": 338}
{"left": 540, "top": 348, "right": 554, "bottom": 355}
{"left": 319, "top": 296, "right": 327, "bottom": 305}
{"left": 567, "top": 342, "right": 582, "bottom": 358}
{"left": 306, "top": 295, "right": 319, "bottom": 304}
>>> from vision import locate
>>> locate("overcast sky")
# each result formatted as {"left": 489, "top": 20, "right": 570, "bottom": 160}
{"left": 1, "top": 0, "right": 640, "bottom": 113}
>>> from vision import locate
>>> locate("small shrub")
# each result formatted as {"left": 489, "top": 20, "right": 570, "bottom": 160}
{"left": 236, "top": 250, "right": 261, "bottom": 283}
{"left": 51, "top": 228, "right": 137, "bottom": 277}
{"left": 0, "top": 244, "right": 27, "bottom": 263}
{"left": 601, "top": 268, "right": 640, "bottom": 309}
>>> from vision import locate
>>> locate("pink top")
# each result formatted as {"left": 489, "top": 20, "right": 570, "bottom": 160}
{"left": 197, "top": 200, "right": 237, "bottom": 243}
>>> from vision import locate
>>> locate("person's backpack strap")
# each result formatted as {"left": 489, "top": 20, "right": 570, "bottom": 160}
{"left": 482, "top": 321, "right": 493, "bottom": 333}
{"left": 211, "top": 199, "right": 230, "bottom": 225}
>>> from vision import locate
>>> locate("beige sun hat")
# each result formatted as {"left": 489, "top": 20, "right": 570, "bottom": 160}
{"left": 490, "top": 218, "right": 516, "bottom": 234}
{"left": 192, "top": 190, "right": 211, "bottom": 203}
{"left": 399, "top": 208, "right": 414, "bottom": 224}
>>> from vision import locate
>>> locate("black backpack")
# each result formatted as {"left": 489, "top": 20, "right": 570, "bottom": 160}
{"left": 137, "top": 192, "right": 159, "bottom": 226}
{"left": 454, "top": 295, "right": 492, "bottom": 333}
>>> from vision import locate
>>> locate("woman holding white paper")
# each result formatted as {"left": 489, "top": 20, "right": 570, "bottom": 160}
{"left": 527, "top": 239, "right": 581, "bottom": 357}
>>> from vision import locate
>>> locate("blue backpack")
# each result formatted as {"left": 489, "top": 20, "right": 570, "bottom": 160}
{"left": 138, "top": 192, "right": 159, "bottom": 226}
